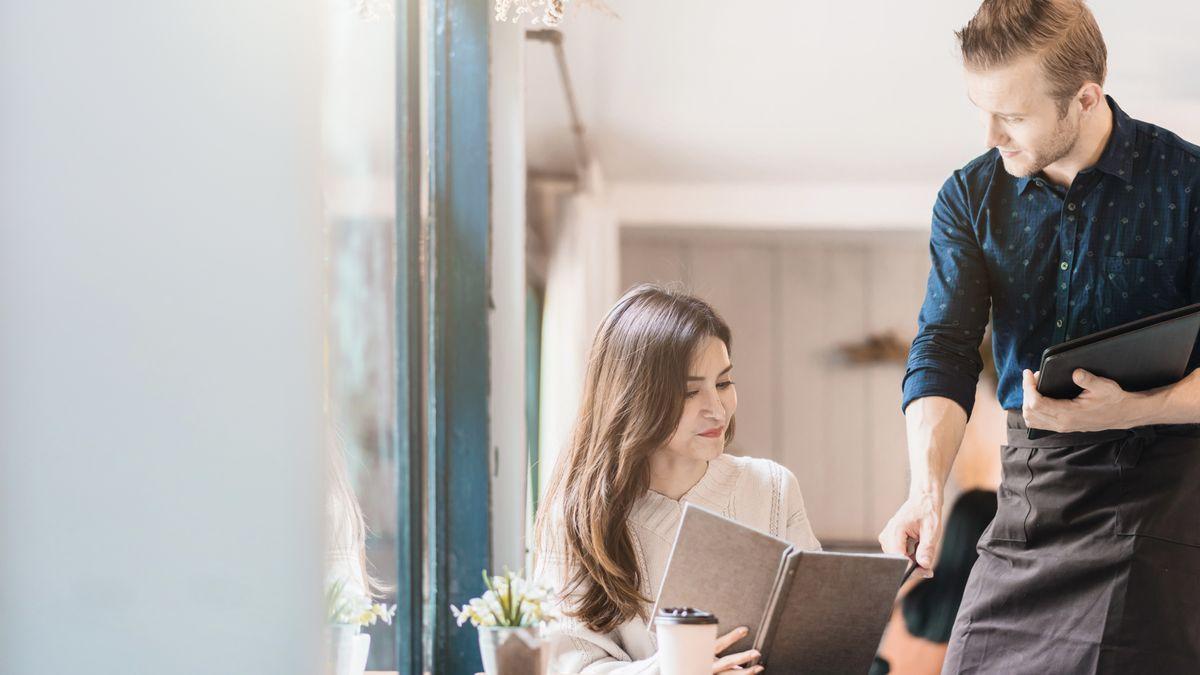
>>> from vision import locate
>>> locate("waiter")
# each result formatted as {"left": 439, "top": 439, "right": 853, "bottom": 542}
{"left": 878, "top": 0, "right": 1200, "bottom": 672}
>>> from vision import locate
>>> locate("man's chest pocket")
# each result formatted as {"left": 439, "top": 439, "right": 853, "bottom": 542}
{"left": 1098, "top": 255, "right": 1188, "bottom": 324}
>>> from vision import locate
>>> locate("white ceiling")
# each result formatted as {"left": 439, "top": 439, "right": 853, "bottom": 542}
{"left": 524, "top": 0, "right": 1200, "bottom": 184}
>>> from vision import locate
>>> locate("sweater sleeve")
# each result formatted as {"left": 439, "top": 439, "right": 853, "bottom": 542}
{"left": 535, "top": 550, "right": 661, "bottom": 674}
{"left": 783, "top": 467, "right": 822, "bottom": 551}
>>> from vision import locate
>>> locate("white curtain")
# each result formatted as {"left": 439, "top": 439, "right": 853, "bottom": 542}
{"left": 538, "top": 160, "right": 620, "bottom": 497}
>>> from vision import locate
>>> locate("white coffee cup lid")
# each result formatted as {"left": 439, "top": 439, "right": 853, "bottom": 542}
{"left": 655, "top": 607, "right": 718, "bottom": 625}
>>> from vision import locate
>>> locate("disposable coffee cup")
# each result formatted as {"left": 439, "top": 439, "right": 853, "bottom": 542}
{"left": 655, "top": 607, "right": 718, "bottom": 675}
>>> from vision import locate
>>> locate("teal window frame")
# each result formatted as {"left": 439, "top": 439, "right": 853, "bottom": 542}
{"left": 395, "top": 0, "right": 492, "bottom": 672}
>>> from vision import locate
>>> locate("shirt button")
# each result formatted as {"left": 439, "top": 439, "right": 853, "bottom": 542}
{"left": 1067, "top": 203, "right": 1077, "bottom": 211}
{"left": 1060, "top": 261, "right": 1070, "bottom": 270}
{"left": 1056, "top": 319, "right": 1064, "bottom": 328}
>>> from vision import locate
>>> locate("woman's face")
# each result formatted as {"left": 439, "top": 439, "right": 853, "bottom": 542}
{"left": 662, "top": 336, "right": 737, "bottom": 462}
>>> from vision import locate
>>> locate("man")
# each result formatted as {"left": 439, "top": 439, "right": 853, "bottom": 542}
{"left": 878, "top": 0, "right": 1200, "bottom": 672}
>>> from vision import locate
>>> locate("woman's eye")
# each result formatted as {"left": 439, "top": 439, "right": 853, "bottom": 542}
{"left": 685, "top": 391, "right": 699, "bottom": 399}
{"left": 717, "top": 381, "right": 734, "bottom": 389}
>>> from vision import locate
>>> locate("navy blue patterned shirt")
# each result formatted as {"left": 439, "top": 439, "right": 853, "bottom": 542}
{"left": 903, "top": 97, "right": 1200, "bottom": 416}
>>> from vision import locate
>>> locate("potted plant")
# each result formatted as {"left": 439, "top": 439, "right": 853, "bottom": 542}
{"left": 451, "top": 569, "right": 557, "bottom": 675}
{"left": 325, "top": 575, "right": 396, "bottom": 675}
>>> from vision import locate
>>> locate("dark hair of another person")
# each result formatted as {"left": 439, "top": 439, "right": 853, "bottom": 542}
{"left": 901, "top": 489, "right": 998, "bottom": 643}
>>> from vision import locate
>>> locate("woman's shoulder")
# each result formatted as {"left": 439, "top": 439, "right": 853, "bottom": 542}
{"left": 721, "top": 453, "right": 794, "bottom": 489}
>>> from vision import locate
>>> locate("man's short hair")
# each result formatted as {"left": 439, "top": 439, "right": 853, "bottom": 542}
{"left": 957, "top": 0, "right": 1107, "bottom": 116}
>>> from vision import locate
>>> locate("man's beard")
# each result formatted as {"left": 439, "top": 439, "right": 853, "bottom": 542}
{"left": 1004, "top": 115, "right": 1080, "bottom": 178}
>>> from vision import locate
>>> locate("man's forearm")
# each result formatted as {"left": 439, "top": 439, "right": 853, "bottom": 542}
{"left": 1130, "top": 368, "right": 1200, "bottom": 426}
{"left": 905, "top": 396, "right": 969, "bottom": 497}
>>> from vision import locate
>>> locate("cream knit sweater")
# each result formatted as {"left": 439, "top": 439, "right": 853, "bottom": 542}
{"left": 537, "top": 453, "right": 821, "bottom": 674}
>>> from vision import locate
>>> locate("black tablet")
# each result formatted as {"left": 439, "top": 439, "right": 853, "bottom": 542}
{"left": 1036, "top": 302, "right": 1200, "bottom": 400}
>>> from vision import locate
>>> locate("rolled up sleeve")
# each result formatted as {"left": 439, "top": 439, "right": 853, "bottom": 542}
{"left": 902, "top": 172, "right": 991, "bottom": 418}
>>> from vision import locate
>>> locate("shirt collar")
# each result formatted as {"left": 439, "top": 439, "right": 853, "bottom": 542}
{"left": 1093, "top": 95, "right": 1135, "bottom": 183}
{"left": 1015, "top": 172, "right": 1044, "bottom": 195}
{"left": 1015, "top": 95, "right": 1135, "bottom": 194}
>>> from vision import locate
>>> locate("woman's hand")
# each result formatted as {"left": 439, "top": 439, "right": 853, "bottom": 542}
{"left": 712, "top": 626, "right": 764, "bottom": 673}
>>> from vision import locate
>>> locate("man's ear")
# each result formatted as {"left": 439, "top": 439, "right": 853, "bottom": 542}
{"left": 1077, "top": 83, "right": 1105, "bottom": 115}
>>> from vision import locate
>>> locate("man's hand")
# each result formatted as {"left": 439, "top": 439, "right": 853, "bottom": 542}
{"left": 878, "top": 490, "right": 942, "bottom": 579}
{"left": 879, "top": 396, "right": 966, "bottom": 578}
{"left": 1022, "top": 368, "right": 1147, "bottom": 433}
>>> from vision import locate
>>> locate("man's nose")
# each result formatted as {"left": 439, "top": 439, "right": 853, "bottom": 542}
{"left": 985, "top": 118, "right": 1007, "bottom": 149}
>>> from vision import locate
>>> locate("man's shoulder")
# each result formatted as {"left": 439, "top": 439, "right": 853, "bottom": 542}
{"left": 939, "top": 148, "right": 1004, "bottom": 200}
{"left": 1130, "top": 115, "right": 1200, "bottom": 171}
{"left": 958, "top": 147, "right": 1003, "bottom": 177}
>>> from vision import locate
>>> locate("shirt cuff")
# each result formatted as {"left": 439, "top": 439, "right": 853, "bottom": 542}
{"left": 901, "top": 366, "right": 977, "bottom": 418}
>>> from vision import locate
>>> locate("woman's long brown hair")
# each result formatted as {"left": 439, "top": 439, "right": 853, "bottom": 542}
{"left": 534, "top": 283, "right": 735, "bottom": 634}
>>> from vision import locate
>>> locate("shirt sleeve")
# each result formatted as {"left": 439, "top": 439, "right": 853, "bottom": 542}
{"left": 902, "top": 171, "right": 991, "bottom": 418}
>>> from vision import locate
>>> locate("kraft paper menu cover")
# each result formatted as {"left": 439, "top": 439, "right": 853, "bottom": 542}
{"left": 651, "top": 503, "right": 907, "bottom": 673}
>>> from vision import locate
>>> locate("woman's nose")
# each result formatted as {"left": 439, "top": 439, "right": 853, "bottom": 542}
{"left": 699, "top": 390, "right": 725, "bottom": 420}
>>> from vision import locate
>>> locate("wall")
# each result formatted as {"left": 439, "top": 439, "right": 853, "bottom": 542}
{"left": 490, "top": 19, "right": 528, "bottom": 572}
{"left": 0, "top": 3, "right": 325, "bottom": 673}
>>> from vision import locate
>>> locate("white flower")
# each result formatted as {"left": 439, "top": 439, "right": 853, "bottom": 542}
{"left": 449, "top": 569, "right": 560, "bottom": 629}
{"left": 326, "top": 574, "right": 396, "bottom": 628}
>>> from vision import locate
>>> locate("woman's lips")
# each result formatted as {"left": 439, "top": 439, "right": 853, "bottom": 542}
{"left": 699, "top": 427, "right": 724, "bottom": 438}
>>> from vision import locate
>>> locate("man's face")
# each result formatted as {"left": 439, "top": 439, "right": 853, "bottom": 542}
{"left": 965, "top": 55, "right": 1081, "bottom": 178}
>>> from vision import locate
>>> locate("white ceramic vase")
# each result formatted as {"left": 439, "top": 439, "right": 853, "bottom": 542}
{"left": 478, "top": 626, "right": 548, "bottom": 675}
{"left": 328, "top": 624, "right": 371, "bottom": 675}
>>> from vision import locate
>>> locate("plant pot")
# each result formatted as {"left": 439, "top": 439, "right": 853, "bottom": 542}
{"left": 327, "top": 623, "right": 371, "bottom": 675}
{"left": 477, "top": 626, "right": 548, "bottom": 675}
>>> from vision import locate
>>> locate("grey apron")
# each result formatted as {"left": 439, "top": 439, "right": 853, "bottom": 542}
{"left": 942, "top": 412, "right": 1200, "bottom": 674}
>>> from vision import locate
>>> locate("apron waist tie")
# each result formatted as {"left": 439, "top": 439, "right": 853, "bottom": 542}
{"left": 1005, "top": 410, "right": 1200, "bottom": 453}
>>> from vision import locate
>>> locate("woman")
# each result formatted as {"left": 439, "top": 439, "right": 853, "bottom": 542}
{"left": 535, "top": 284, "right": 821, "bottom": 673}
